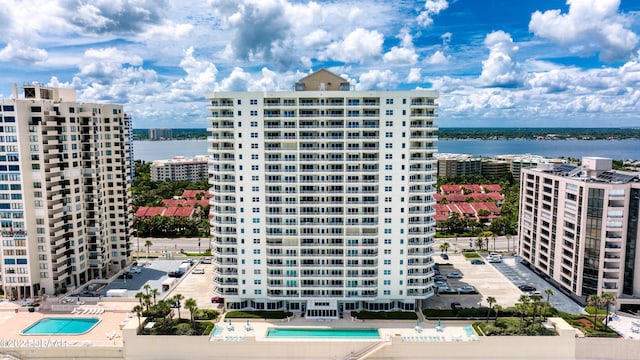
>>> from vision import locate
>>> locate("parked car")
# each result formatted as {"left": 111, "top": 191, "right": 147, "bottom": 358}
{"left": 446, "top": 271, "right": 463, "bottom": 279}
{"left": 128, "top": 267, "right": 142, "bottom": 274}
{"left": 440, "top": 253, "right": 449, "bottom": 260}
{"left": 518, "top": 285, "right": 536, "bottom": 292}
{"left": 438, "top": 287, "right": 457, "bottom": 294}
{"left": 457, "top": 285, "right": 477, "bottom": 294}
{"left": 470, "top": 259, "right": 485, "bottom": 265}
{"left": 450, "top": 302, "right": 463, "bottom": 310}
{"left": 433, "top": 275, "right": 447, "bottom": 282}
{"left": 201, "top": 257, "right": 212, "bottom": 264}
{"left": 487, "top": 256, "right": 502, "bottom": 263}
{"left": 193, "top": 268, "right": 205, "bottom": 274}
{"left": 526, "top": 290, "right": 542, "bottom": 297}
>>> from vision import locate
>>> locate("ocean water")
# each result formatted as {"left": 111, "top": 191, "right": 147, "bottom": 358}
{"left": 133, "top": 139, "right": 640, "bottom": 162}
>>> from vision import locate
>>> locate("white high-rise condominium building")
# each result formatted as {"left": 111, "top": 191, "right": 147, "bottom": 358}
{"left": 0, "top": 83, "right": 133, "bottom": 299}
{"left": 150, "top": 155, "right": 210, "bottom": 182}
{"left": 519, "top": 157, "right": 640, "bottom": 311}
{"left": 207, "top": 70, "right": 438, "bottom": 316}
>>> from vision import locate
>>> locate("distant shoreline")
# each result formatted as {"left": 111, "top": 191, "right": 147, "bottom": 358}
{"left": 133, "top": 127, "right": 640, "bottom": 141}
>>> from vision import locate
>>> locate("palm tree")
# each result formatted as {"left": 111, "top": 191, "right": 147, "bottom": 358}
{"left": 486, "top": 296, "right": 496, "bottom": 323}
{"left": 150, "top": 288, "right": 160, "bottom": 305}
{"left": 184, "top": 298, "right": 198, "bottom": 327}
{"left": 529, "top": 294, "right": 542, "bottom": 326}
{"left": 133, "top": 304, "right": 143, "bottom": 329}
{"left": 600, "top": 293, "right": 616, "bottom": 328}
{"left": 135, "top": 291, "right": 145, "bottom": 305}
{"left": 587, "top": 294, "right": 602, "bottom": 330}
{"left": 493, "top": 304, "right": 503, "bottom": 321}
{"left": 517, "top": 295, "right": 531, "bottom": 332}
{"left": 145, "top": 240, "right": 153, "bottom": 259}
{"left": 474, "top": 236, "right": 484, "bottom": 250}
{"left": 439, "top": 241, "right": 450, "bottom": 254}
{"left": 544, "top": 289, "right": 554, "bottom": 319}
{"left": 143, "top": 294, "right": 152, "bottom": 312}
{"left": 173, "top": 294, "right": 184, "bottom": 319}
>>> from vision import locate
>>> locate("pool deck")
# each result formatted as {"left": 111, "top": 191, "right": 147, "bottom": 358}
{"left": 0, "top": 300, "right": 134, "bottom": 347}
{"left": 213, "top": 314, "right": 478, "bottom": 343}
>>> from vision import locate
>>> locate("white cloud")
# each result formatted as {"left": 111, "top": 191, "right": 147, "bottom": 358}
{"left": 356, "top": 69, "right": 398, "bottom": 90}
{"left": 0, "top": 41, "right": 48, "bottom": 64}
{"left": 426, "top": 50, "right": 448, "bottom": 65}
{"left": 167, "top": 47, "right": 219, "bottom": 101}
{"left": 417, "top": 0, "right": 448, "bottom": 27}
{"left": 407, "top": 68, "right": 422, "bottom": 83}
{"left": 479, "top": 31, "right": 523, "bottom": 87}
{"left": 383, "top": 47, "right": 418, "bottom": 65}
{"left": 529, "top": 0, "right": 639, "bottom": 61}
{"left": 325, "top": 28, "right": 384, "bottom": 64}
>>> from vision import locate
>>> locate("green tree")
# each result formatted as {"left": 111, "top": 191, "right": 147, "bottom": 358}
{"left": 145, "top": 240, "right": 153, "bottom": 259}
{"left": 184, "top": 298, "right": 198, "bottom": 327}
{"left": 135, "top": 291, "right": 145, "bottom": 306}
{"left": 544, "top": 289, "right": 554, "bottom": 319}
{"left": 486, "top": 296, "right": 496, "bottom": 323}
{"left": 173, "top": 294, "right": 185, "bottom": 319}
{"left": 151, "top": 288, "right": 160, "bottom": 305}
{"left": 133, "top": 304, "right": 144, "bottom": 329}
{"left": 600, "top": 293, "right": 616, "bottom": 328}
{"left": 587, "top": 294, "right": 603, "bottom": 330}
{"left": 439, "top": 241, "right": 450, "bottom": 254}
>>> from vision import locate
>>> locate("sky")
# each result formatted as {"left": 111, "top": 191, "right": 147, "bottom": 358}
{"left": 0, "top": 0, "right": 639, "bottom": 128}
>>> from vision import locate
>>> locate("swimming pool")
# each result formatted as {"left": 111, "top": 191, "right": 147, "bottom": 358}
{"left": 22, "top": 318, "right": 101, "bottom": 335}
{"left": 267, "top": 328, "right": 380, "bottom": 339}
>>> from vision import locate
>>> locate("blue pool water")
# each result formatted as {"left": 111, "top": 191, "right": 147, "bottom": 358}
{"left": 267, "top": 328, "right": 380, "bottom": 338}
{"left": 464, "top": 326, "right": 475, "bottom": 336}
{"left": 212, "top": 325, "right": 223, "bottom": 336}
{"left": 22, "top": 318, "right": 101, "bottom": 335}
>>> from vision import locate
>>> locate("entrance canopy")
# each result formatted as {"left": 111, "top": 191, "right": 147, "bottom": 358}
{"left": 305, "top": 299, "right": 338, "bottom": 320}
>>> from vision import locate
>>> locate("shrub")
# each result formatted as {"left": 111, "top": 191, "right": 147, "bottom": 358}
{"left": 194, "top": 309, "right": 219, "bottom": 321}
{"left": 462, "top": 252, "right": 481, "bottom": 259}
{"left": 351, "top": 311, "right": 417, "bottom": 320}
{"left": 225, "top": 311, "right": 292, "bottom": 319}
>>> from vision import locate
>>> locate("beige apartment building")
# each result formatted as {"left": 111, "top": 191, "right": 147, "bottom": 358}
{"left": 207, "top": 69, "right": 438, "bottom": 315}
{"left": 0, "top": 83, "right": 133, "bottom": 299}
{"left": 150, "top": 155, "right": 209, "bottom": 182}
{"left": 519, "top": 157, "right": 640, "bottom": 311}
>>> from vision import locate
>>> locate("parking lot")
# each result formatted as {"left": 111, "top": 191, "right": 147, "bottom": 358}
{"left": 424, "top": 252, "right": 585, "bottom": 314}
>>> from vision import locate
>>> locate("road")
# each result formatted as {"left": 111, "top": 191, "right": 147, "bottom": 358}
{"left": 435, "top": 235, "right": 519, "bottom": 253}
{"left": 133, "top": 237, "right": 212, "bottom": 255}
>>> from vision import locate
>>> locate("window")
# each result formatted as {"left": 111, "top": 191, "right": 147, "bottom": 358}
{"left": 251, "top": 154, "right": 259, "bottom": 160}
{"left": 253, "top": 259, "right": 261, "bottom": 264}
{"left": 384, "top": 228, "right": 391, "bottom": 234}
{"left": 383, "top": 270, "right": 391, "bottom": 275}
{"left": 386, "top": 99, "right": 393, "bottom": 104}
{"left": 250, "top": 111, "right": 258, "bottom": 116}
{"left": 251, "top": 143, "right": 259, "bottom": 149}
{"left": 385, "top": 132, "right": 393, "bottom": 138}
{"left": 252, "top": 218, "right": 260, "bottom": 223}
{"left": 252, "top": 207, "right": 260, "bottom": 213}
{"left": 252, "top": 186, "right": 259, "bottom": 192}
{"left": 252, "top": 175, "right": 259, "bottom": 181}
{"left": 385, "top": 143, "right": 392, "bottom": 149}
{"left": 385, "top": 165, "right": 392, "bottom": 170}
{"left": 385, "top": 186, "right": 392, "bottom": 191}
{"left": 253, "top": 249, "right": 261, "bottom": 255}
{"left": 385, "top": 207, "right": 391, "bottom": 213}
{"left": 251, "top": 165, "right": 259, "bottom": 170}
{"left": 385, "top": 175, "right": 392, "bottom": 181}
{"left": 384, "top": 218, "right": 391, "bottom": 223}
{"left": 386, "top": 110, "right": 393, "bottom": 115}
{"left": 237, "top": 99, "right": 242, "bottom": 105}
{"left": 383, "top": 260, "right": 391, "bottom": 265}
{"left": 383, "top": 290, "right": 391, "bottom": 295}
{"left": 237, "top": 110, "right": 242, "bottom": 116}
{"left": 254, "top": 279, "right": 261, "bottom": 284}
{"left": 250, "top": 99, "right": 258, "bottom": 105}
{"left": 251, "top": 121, "right": 258, "bottom": 126}
{"left": 383, "top": 280, "right": 391, "bottom": 285}
{"left": 384, "top": 239, "right": 392, "bottom": 244}
{"left": 385, "top": 154, "right": 392, "bottom": 159}
{"left": 385, "top": 121, "right": 393, "bottom": 126}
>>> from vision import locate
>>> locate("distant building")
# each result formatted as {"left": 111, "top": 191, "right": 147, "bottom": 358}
{"left": 437, "top": 154, "right": 482, "bottom": 178}
{"left": 495, "top": 154, "right": 553, "bottom": 180}
{"left": 481, "top": 159, "right": 510, "bottom": 178}
{"left": 0, "top": 83, "right": 132, "bottom": 298}
{"left": 148, "top": 128, "right": 172, "bottom": 140}
{"left": 519, "top": 157, "right": 640, "bottom": 310}
{"left": 150, "top": 155, "right": 209, "bottom": 181}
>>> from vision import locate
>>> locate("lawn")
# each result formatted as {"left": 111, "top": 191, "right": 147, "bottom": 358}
{"left": 351, "top": 311, "right": 417, "bottom": 320}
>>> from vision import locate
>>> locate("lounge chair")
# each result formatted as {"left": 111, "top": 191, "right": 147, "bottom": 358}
{"left": 71, "top": 307, "right": 78, "bottom": 314}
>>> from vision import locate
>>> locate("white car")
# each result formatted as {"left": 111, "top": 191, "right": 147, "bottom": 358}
{"left": 487, "top": 256, "right": 502, "bottom": 263}
{"left": 192, "top": 268, "right": 205, "bottom": 274}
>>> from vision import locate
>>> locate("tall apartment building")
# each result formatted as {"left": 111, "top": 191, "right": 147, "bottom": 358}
{"left": 150, "top": 155, "right": 209, "bottom": 182}
{"left": 207, "top": 70, "right": 438, "bottom": 315}
{"left": 0, "top": 83, "right": 132, "bottom": 299}
{"left": 519, "top": 157, "right": 640, "bottom": 310}
{"left": 148, "top": 128, "right": 172, "bottom": 140}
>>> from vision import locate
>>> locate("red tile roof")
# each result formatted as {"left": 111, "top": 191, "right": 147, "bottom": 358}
{"left": 482, "top": 184, "right": 502, "bottom": 192}
{"left": 440, "top": 185, "right": 461, "bottom": 194}
{"left": 181, "top": 190, "right": 212, "bottom": 199}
